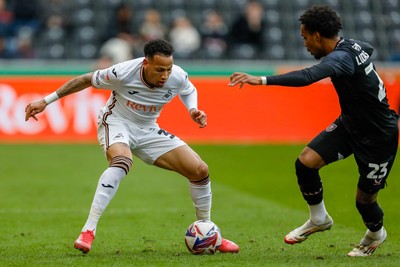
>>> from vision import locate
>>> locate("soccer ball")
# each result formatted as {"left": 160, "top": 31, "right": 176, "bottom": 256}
{"left": 184, "top": 220, "right": 222, "bottom": 255}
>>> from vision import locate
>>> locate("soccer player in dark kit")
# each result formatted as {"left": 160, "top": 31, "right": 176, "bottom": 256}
{"left": 229, "top": 5, "right": 398, "bottom": 257}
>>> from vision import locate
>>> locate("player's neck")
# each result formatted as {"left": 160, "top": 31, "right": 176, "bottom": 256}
{"left": 141, "top": 67, "right": 156, "bottom": 88}
{"left": 333, "top": 37, "right": 342, "bottom": 49}
{"left": 323, "top": 36, "right": 341, "bottom": 54}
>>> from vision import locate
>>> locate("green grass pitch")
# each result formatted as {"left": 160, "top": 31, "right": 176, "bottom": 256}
{"left": 1, "top": 143, "right": 400, "bottom": 266}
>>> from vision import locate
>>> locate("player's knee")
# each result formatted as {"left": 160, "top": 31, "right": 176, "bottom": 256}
{"left": 356, "top": 188, "right": 378, "bottom": 203}
{"left": 109, "top": 155, "right": 133, "bottom": 175}
{"left": 189, "top": 161, "right": 209, "bottom": 182}
{"left": 295, "top": 158, "right": 319, "bottom": 183}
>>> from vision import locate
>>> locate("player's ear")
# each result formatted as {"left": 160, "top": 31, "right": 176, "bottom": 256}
{"left": 314, "top": 32, "right": 321, "bottom": 42}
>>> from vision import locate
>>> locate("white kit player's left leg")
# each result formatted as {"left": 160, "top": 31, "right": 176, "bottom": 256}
{"left": 189, "top": 176, "right": 212, "bottom": 220}
{"left": 189, "top": 176, "right": 239, "bottom": 253}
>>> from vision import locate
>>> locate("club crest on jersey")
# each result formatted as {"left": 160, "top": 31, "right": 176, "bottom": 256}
{"left": 113, "top": 133, "right": 124, "bottom": 140}
{"left": 326, "top": 123, "right": 337, "bottom": 132}
{"left": 162, "top": 90, "right": 172, "bottom": 100}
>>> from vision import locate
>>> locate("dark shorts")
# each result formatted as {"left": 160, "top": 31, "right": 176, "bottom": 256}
{"left": 308, "top": 118, "right": 398, "bottom": 194}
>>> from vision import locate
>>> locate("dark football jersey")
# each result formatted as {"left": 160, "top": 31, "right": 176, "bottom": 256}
{"left": 267, "top": 38, "right": 398, "bottom": 144}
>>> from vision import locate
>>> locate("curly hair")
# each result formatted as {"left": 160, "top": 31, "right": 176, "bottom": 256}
{"left": 143, "top": 39, "right": 174, "bottom": 58}
{"left": 299, "top": 5, "right": 342, "bottom": 38}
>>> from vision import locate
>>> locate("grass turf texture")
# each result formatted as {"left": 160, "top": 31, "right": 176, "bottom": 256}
{"left": 1, "top": 143, "right": 400, "bottom": 267}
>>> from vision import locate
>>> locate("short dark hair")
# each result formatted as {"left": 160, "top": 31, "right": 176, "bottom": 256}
{"left": 299, "top": 5, "right": 342, "bottom": 38}
{"left": 143, "top": 39, "right": 174, "bottom": 58}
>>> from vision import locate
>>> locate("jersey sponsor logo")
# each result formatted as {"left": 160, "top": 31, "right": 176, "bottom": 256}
{"left": 162, "top": 89, "right": 173, "bottom": 100}
{"left": 112, "top": 68, "right": 118, "bottom": 78}
{"left": 128, "top": 90, "right": 139, "bottom": 95}
{"left": 326, "top": 123, "right": 337, "bottom": 132}
{"left": 126, "top": 100, "right": 162, "bottom": 113}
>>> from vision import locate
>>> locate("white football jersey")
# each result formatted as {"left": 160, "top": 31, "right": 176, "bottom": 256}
{"left": 91, "top": 57, "right": 196, "bottom": 127}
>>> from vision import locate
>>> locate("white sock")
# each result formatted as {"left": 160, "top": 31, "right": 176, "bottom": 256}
{"left": 189, "top": 180, "right": 212, "bottom": 220}
{"left": 366, "top": 227, "right": 385, "bottom": 240}
{"left": 309, "top": 200, "right": 328, "bottom": 225}
{"left": 82, "top": 167, "right": 126, "bottom": 234}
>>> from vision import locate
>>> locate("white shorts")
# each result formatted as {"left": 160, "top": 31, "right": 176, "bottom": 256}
{"left": 97, "top": 116, "right": 186, "bottom": 164}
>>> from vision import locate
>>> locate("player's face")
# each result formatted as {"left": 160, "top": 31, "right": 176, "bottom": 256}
{"left": 300, "top": 24, "right": 325, "bottom": 59}
{"left": 143, "top": 54, "right": 173, "bottom": 88}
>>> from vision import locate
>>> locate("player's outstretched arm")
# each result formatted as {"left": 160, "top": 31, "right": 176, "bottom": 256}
{"left": 25, "top": 73, "right": 93, "bottom": 121}
{"left": 229, "top": 72, "right": 264, "bottom": 88}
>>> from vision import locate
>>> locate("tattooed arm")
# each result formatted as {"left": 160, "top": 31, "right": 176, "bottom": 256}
{"left": 25, "top": 73, "right": 93, "bottom": 121}
{"left": 56, "top": 73, "right": 93, "bottom": 98}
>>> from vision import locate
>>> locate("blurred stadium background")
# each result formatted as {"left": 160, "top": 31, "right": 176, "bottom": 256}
{"left": 1, "top": 0, "right": 400, "bottom": 62}
{"left": 1, "top": 0, "right": 400, "bottom": 144}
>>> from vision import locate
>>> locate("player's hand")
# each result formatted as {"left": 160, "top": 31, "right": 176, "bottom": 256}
{"left": 190, "top": 108, "right": 207, "bottom": 128}
{"left": 229, "top": 72, "right": 262, "bottom": 88}
{"left": 25, "top": 99, "right": 47, "bottom": 121}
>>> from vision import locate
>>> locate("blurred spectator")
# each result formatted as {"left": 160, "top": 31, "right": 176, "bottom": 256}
{"left": 41, "top": 8, "right": 68, "bottom": 56}
{"left": 0, "top": 0, "right": 14, "bottom": 58}
{"left": 168, "top": 15, "right": 201, "bottom": 58}
{"left": 9, "top": 0, "right": 40, "bottom": 36}
{"left": 39, "top": 0, "right": 71, "bottom": 30}
{"left": 104, "top": 3, "right": 140, "bottom": 57}
{"left": 0, "top": 0, "right": 13, "bottom": 37}
{"left": 96, "top": 35, "right": 133, "bottom": 69}
{"left": 15, "top": 35, "right": 35, "bottom": 58}
{"left": 5, "top": 0, "right": 40, "bottom": 59}
{"left": 199, "top": 10, "right": 229, "bottom": 59}
{"left": 0, "top": 37, "right": 15, "bottom": 58}
{"left": 139, "top": 9, "right": 167, "bottom": 42}
{"left": 107, "top": 3, "right": 136, "bottom": 40}
{"left": 228, "top": 0, "right": 266, "bottom": 59}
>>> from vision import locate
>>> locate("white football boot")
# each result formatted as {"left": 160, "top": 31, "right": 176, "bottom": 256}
{"left": 284, "top": 215, "right": 333, "bottom": 244}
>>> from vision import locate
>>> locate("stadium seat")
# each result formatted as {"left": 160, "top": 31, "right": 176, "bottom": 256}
{"left": 264, "top": 9, "right": 281, "bottom": 28}
{"left": 264, "top": 27, "right": 283, "bottom": 44}
{"left": 263, "top": 44, "right": 286, "bottom": 60}
{"left": 42, "top": 28, "right": 65, "bottom": 44}
{"left": 37, "top": 43, "right": 65, "bottom": 59}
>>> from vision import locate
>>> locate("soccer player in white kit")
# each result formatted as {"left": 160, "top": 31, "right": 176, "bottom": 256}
{"left": 25, "top": 39, "right": 239, "bottom": 254}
